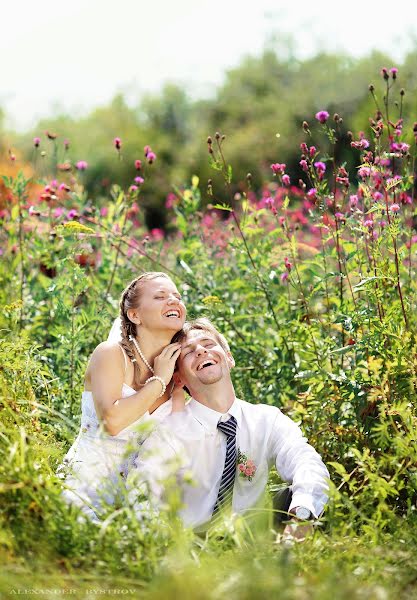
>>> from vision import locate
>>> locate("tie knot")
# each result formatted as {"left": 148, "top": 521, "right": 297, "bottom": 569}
{"left": 217, "top": 415, "right": 237, "bottom": 438}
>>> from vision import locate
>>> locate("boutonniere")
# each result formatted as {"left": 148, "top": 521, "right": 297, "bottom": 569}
{"left": 237, "top": 449, "right": 257, "bottom": 481}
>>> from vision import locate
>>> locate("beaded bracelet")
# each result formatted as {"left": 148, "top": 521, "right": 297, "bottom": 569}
{"left": 144, "top": 376, "right": 166, "bottom": 398}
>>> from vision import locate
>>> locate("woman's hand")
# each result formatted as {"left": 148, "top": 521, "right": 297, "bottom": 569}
{"left": 153, "top": 343, "right": 182, "bottom": 385}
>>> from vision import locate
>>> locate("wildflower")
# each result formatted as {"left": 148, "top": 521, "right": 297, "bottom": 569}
{"left": 59, "top": 183, "right": 70, "bottom": 192}
{"left": 299, "top": 159, "right": 308, "bottom": 172}
{"left": 129, "top": 185, "right": 138, "bottom": 193}
{"left": 144, "top": 145, "right": 152, "bottom": 156}
{"left": 373, "top": 191, "right": 383, "bottom": 202}
{"left": 76, "top": 160, "right": 88, "bottom": 171}
{"left": 278, "top": 216, "right": 285, "bottom": 227}
{"left": 33, "top": 137, "right": 41, "bottom": 147}
{"left": 390, "top": 67, "right": 398, "bottom": 79}
{"left": 335, "top": 212, "right": 345, "bottom": 220}
{"left": 307, "top": 188, "right": 317, "bottom": 200}
{"left": 351, "top": 139, "right": 370, "bottom": 150}
{"left": 315, "top": 110, "right": 329, "bottom": 124}
{"left": 271, "top": 163, "right": 286, "bottom": 175}
{"left": 280, "top": 272, "right": 289, "bottom": 283}
{"left": 9, "top": 153, "right": 16, "bottom": 162}
{"left": 309, "top": 146, "right": 317, "bottom": 157}
{"left": 300, "top": 143, "right": 308, "bottom": 153}
{"left": 46, "top": 131, "right": 58, "bottom": 140}
{"left": 67, "top": 209, "right": 79, "bottom": 219}
{"left": 349, "top": 195, "right": 358, "bottom": 208}
{"left": 364, "top": 218, "right": 374, "bottom": 229}
{"left": 147, "top": 151, "right": 156, "bottom": 164}
{"left": 58, "top": 162, "right": 72, "bottom": 172}
{"left": 64, "top": 139, "right": 70, "bottom": 150}
{"left": 390, "top": 203, "right": 400, "bottom": 213}
{"left": 113, "top": 137, "right": 122, "bottom": 150}
{"left": 379, "top": 220, "right": 387, "bottom": 228}
{"left": 284, "top": 257, "right": 292, "bottom": 271}
{"left": 302, "top": 120, "right": 310, "bottom": 132}
{"left": 135, "top": 159, "right": 142, "bottom": 171}
{"left": 134, "top": 176, "right": 144, "bottom": 185}
{"left": 314, "top": 161, "right": 326, "bottom": 173}
{"left": 282, "top": 174, "right": 291, "bottom": 186}
{"left": 28, "top": 206, "right": 40, "bottom": 216}
{"left": 381, "top": 67, "right": 389, "bottom": 80}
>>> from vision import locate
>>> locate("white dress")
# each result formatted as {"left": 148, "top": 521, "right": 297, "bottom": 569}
{"left": 59, "top": 363, "right": 172, "bottom": 521}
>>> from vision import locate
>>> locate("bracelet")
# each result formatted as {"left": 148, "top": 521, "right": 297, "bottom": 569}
{"left": 144, "top": 376, "right": 166, "bottom": 398}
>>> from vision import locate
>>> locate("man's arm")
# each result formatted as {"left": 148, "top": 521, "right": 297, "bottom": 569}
{"left": 269, "top": 410, "right": 330, "bottom": 518}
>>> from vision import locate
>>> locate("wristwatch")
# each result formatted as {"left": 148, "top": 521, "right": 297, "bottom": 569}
{"left": 293, "top": 506, "right": 312, "bottom": 521}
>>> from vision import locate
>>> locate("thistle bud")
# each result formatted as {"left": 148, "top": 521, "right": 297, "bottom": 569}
{"left": 333, "top": 113, "right": 340, "bottom": 122}
{"left": 302, "top": 121, "right": 309, "bottom": 132}
{"left": 207, "top": 136, "right": 212, "bottom": 145}
{"left": 400, "top": 88, "right": 405, "bottom": 96}
{"left": 368, "top": 84, "right": 375, "bottom": 92}
{"left": 246, "top": 173, "right": 252, "bottom": 181}
{"left": 347, "top": 131, "right": 353, "bottom": 142}
{"left": 215, "top": 132, "right": 221, "bottom": 140}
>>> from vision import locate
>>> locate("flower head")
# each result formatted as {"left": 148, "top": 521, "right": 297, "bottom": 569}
{"left": 135, "top": 159, "right": 142, "bottom": 171}
{"left": 76, "top": 160, "right": 88, "bottom": 171}
{"left": 147, "top": 151, "right": 156, "bottom": 164}
{"left": 390, "top": 203, "right": 400, "bottom": 213}
{"left": 113, "top": 137, "right": 122, "bottom": 150}
{"left": 315, "top": 110, "right": 329, "bottom": 124}
{"left": 33, "top": 137, "right": 41, "bottom": 148}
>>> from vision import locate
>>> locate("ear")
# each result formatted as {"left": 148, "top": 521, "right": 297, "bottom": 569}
{"left": 173, "top": 371, "right": 184, "bottom": 387}
{"left": 226, "top": 352, "right": 235, "bottom": 370}
{"left": 127, "top": 308, "right": 141, "bottom": 325}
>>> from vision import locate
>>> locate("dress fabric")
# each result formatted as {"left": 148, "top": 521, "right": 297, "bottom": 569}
{"left": 58, "top": 383, "right": 172, "bottom": 520}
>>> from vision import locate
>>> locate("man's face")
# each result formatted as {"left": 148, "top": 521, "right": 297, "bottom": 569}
{"left": 176, "top": 329, "right": 234, "bottom": 391}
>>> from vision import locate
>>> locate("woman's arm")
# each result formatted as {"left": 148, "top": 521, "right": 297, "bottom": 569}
{"left": 88, "top": 342, "right": 180, "bottom": 436}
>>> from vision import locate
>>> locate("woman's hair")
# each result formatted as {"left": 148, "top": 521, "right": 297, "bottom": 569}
{"left": 119, "top": 272, "right": 171, "bottom": 389}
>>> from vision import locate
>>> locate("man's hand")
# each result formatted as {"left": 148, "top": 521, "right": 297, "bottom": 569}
{"left": 281, "top": 520, "right": 314, "bottom": 544}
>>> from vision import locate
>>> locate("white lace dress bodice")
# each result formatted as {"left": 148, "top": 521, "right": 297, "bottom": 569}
{"left": 59, "top": 383, "right": 172, "bottom": 519}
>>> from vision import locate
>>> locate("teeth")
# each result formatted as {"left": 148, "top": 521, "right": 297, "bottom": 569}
{"left": 164, "top": 311, "right": 180, "bottom": 318}
{"left": 198, "top": 360, "right": 215, "bottom": 371}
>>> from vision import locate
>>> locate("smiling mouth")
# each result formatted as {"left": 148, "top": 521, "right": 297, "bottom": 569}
{"left": 197, "top": 359, "right": 217, "bottom": 371}
{"left": 164, "top": 310, "right": 181, "bottom": 318}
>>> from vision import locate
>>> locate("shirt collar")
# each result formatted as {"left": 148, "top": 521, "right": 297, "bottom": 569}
{"left": 189, "top": 397, "right": 242, "bottom": 432}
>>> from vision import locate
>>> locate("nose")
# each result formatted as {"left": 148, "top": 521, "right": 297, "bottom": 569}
{"left": 195, "top": 344, "right": 208, "bottom": 357}
{"left": 167, "top": 295, "right": 180, "bottom": 304}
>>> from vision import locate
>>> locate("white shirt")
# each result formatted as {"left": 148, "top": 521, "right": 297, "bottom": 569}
{"left": 133, "top": 398, "right": 329, "bottom": 530}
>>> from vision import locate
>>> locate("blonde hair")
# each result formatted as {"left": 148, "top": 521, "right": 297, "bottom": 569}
{"left": 119, "top": 272, "right": 172, "bottom": 389}
{"left": 172, "top": 318, "right": 231, "bottom": 354}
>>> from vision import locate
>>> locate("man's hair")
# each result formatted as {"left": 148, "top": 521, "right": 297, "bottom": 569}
{"left": 172, "top": 317, "right": 231, "bottom": 354}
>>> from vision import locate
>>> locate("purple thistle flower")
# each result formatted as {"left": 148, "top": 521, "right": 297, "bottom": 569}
{"left": 315, "top": 110, "right": 329, "bottom": 124}
{"left": 76, "top": 160, "right": 88, "bottom": 171}
{"left": 282, "top": 174, "right": 291, "bottom": 186}
{"left": 33, "top": 137, "right": 41, "bottom": 148}
{"left": 134, "top": 176, "right": 144, "bottom": 185}
{"left": 314, "top": 161, "right": 326, "bottom": 172}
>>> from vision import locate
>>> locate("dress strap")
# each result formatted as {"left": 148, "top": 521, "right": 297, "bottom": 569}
{"left": 118, "top": 344, "right": 129, "bottom": 375}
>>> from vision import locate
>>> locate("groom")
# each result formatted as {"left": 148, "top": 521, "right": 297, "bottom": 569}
{"left": 132, "top": 318, "right": 329, "bottom": 532}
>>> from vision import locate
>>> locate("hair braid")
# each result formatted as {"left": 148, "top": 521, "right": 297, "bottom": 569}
{"left": 118, "top": 272, "right": 171, "bottom": 390}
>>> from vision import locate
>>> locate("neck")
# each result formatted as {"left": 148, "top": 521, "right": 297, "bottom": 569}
{"left": 135, "top": 327, "right": 174, "bottom": 367}
{"left": 191, "top": 379, "right": 236, "bottom": 414}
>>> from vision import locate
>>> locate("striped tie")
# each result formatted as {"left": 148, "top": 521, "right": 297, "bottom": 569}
{"left": 212, "top": 416, "right": 237, "bottom": 517}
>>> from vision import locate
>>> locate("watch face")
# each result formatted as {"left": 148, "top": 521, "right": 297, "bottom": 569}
{"left": 295, "top": 507, "right": 311, "bottom": 520}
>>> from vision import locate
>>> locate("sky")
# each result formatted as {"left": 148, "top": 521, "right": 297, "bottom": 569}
{"left": 2, "top": 0, "right": 416, "bottom": 131}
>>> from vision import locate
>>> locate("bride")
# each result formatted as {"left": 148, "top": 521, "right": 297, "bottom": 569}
{"left": 59, "top": 271, "right": 186, "bottom": 520}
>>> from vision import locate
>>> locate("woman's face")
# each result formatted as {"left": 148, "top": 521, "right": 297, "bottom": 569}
{"left": 129, "top": 277, "right": 186, "bottom": 333}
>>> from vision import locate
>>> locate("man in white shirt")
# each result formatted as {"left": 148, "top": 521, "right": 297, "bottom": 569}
{"left": 132, "top": 318, "right": 329, "bottom": 534}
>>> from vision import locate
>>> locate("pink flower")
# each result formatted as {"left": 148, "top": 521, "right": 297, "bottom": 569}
{"left": 315, "top": 110, "right": 329, "bottom": 124}
{"left": 134, "top": 176, "right": 144, "bottom": 185}
{"left": 300, "top": 143, "right": 308, "bottom": 153}
{"left": 373, "top": 191, "right": 383, "bottom": 202}
{"left": 282, "top": 174, "right": 291, "bottom": 186}
{"left": 150, "top": 228, "right": 164, "bottom": 241}
{"left": 54, "top": 207, "right": 64, "bottom": 218}
{"left": 76, "top": 160, "right": 88, "bottom": 171}
{"left": 113, "top": 137, "right": 122, "bottom": 150}
{"left": 245, "top": 467, "right": 252, "bottom": 476}
{"left": 271, "top": 163, "right": 286, "bottom": 175}
{"left": 33, "top": 137, "right": 41, "bottom": 147}
{"left": 364, "top": 218, "right": 373, "bottom": 229}
{"left": 309, "top": 146, "right": 317, "bottom": 157}
{"left": 307, "top": 188, "right": 317, "bottom": 199}
{"left": 314, "top": 161, "right": 326, "bottom": 173}
{"left": 246, "top": 460, "right": 254, "bottom": 468}
{"left": 144, "top": 145, "right": 152, "bottom": 156}
{"left": 280, "top": 272, "right": 289, "bottom": 283}
{"left": 63, "top": 139, "right": 70, "bottom": 150}
{"left": 135, "top": 159, "right": 142, "bottom": 170}
{"left": 390, "top": 203, "right": 400, "bottom": 213}
{"left": 238, "top": 463, "right": 245, "bottom": 472}
{"left": 390, "top": 67, "right": 398, "bottom": 79}
{"left": 299, "top": 159, "right": 308, "bottom": 172}
{"left": 100, "top": 207, "right": 108, "bottom": 217}
{"left": 349, "top": 194, "right": 358, "bottom": 208}
{"left": 335, "top": 212, "right": 345, "bottom": 220}
{"left": 59, "top": 183, "right": 70, "bottom": 192}
{"left": 129, "top": 185, "right": 138, "bottom": 193}
{"left": 67, "top": 209, "right": 78, "bottom": 219}
{"left": 284, "top": 257, "right": 292, "bottom": 271}
{"left": 147, "top": 151, "right": 156, "bottom": 164}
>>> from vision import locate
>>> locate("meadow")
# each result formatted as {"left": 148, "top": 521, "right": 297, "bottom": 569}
{"left": 1, "top": 66, "right": 417, "bottom": 599}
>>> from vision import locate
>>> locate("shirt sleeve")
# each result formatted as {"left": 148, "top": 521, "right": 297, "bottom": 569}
{"left": 269, "top": 410, "right": 330, "bottom": 518}
{"left": 126, "top": 421, "right": 190, "bottom": 513}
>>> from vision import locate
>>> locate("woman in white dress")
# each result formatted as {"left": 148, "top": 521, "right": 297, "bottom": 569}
{"left": 59, "top": 271, "right": 186, "bottom": 520}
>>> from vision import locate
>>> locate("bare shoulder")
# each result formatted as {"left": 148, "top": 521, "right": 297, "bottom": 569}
{"left": 89, "top": 341, "right": 124, "bottom": 365}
